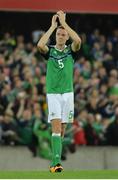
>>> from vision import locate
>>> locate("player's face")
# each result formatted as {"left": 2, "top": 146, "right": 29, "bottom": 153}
{"left": 56, "top": 28, "right": 69, "bottom": 46}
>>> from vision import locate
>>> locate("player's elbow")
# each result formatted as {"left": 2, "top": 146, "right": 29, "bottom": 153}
{"left": 37, "top": 42, "right": 48, "bottom": 54}
{"left": 37, "top": 42, "right": 44, "bottom": 51}
{"left": 75, "top": 37, "right": 81, "bottom": 50}
{"left": 73, "top": 37, "right": 81, "bottom": 51}
{"left": 76, "top": 37, "right": 81, "bottom": 47}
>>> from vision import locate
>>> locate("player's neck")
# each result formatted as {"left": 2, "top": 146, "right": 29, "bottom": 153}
{"left": 55, "top": 44, "right": 66, "bottom": 51}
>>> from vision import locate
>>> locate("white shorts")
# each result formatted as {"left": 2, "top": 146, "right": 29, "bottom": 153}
{"left": 47, "top": 92, "right": 74, "bottom": 123}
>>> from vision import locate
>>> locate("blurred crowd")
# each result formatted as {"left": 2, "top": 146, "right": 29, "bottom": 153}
{"left": 0, "top": 27, "right": 118, "bottom": 160}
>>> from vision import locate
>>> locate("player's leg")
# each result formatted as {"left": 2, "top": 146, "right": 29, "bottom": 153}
{"left": 47, "top": 94, "right": 63, "bottom": 172}
{"left": 51, "top": 119, "right": 62, "bottom": 166}
{"left": 50, "top": 119, "right": 63, "bottom": 172}
{"left": 61, "top": 92, "right": 74, "bottom": 163}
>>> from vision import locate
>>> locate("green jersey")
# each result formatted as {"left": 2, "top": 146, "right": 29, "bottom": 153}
{"left": 43, "top": 45, "right": 76, "bottom": 94}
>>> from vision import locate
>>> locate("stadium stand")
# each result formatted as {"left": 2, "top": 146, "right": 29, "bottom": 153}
{"left": 0, "top": 11, "right": 118, "bottom": 161}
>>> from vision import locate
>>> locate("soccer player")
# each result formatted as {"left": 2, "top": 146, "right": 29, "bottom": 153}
{"left": 37, "top": 10, "right": 81, "bottom": 172}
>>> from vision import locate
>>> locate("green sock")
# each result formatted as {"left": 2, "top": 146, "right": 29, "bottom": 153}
{"left": 51, "top": 133, "right": 62, "bottom": 166}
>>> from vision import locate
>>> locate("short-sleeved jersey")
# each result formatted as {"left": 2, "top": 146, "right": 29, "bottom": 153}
{"left": 43, "top": 45, "right": 76, "bottom": 94}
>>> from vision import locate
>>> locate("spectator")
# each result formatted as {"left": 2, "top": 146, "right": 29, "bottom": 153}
{"left": 105, "top": 106, "right": 118, "bottom": 145}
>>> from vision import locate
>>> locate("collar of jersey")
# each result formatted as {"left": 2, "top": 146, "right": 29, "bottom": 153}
{"left": 54, "top": 45, "right": 67, "bottom": 52}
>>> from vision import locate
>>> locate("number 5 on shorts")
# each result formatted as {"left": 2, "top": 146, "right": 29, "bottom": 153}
{"left": 69, "top": 110, "right": 74, "bottom": 122}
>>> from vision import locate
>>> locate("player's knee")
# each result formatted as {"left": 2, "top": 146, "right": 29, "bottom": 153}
{"left": 51, "top": 119, "right": 61, "bottom": 133}
{"left": 52, "top": 126, "right": 61, "bottom": 134}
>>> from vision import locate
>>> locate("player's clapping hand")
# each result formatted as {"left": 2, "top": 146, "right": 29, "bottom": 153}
{"left": 57, "top": 10, "right": 66, "bottom": 25}
{"left": 51, "top": 14, "right": 58, "bottom": 29}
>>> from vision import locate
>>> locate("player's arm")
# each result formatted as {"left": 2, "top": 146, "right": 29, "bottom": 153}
{"left": 37, "top": 14, "right": 58, "bottom": 54}
{"left": 57, "top": 10, "right": 81, "bottom": 52}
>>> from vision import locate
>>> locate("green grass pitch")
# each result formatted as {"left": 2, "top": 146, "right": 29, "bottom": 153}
{"left": 0, "top": 170, "right": 118, "bottom": 179}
